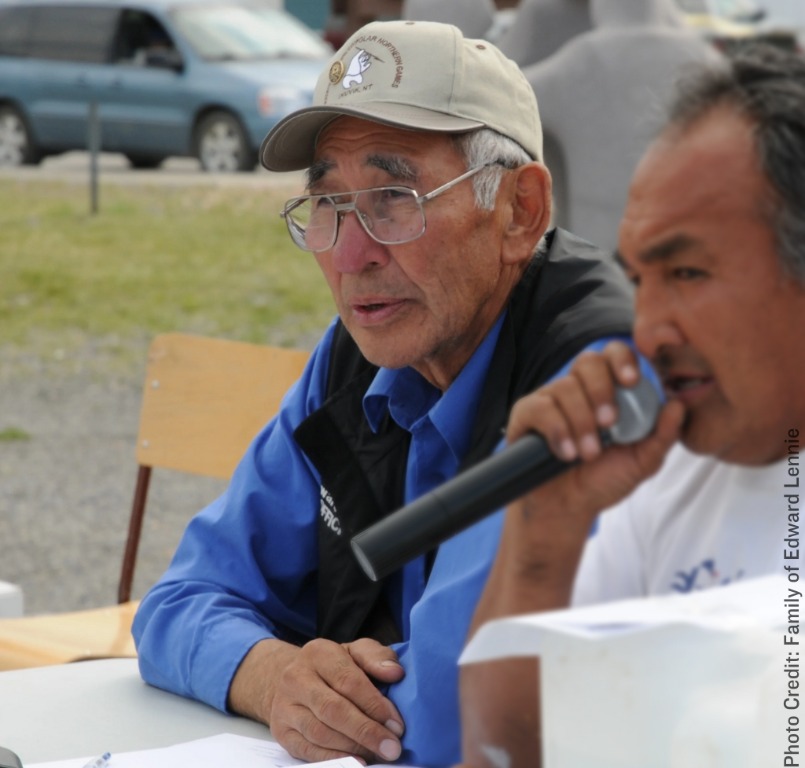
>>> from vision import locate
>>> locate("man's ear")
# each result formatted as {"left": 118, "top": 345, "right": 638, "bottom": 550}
{"left": 501, "top": 162, "right": 552, "bottom": 265}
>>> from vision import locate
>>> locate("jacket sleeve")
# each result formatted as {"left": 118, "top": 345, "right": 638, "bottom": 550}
{"left": 132, "top": 321, "right": 337, "bottom": 712}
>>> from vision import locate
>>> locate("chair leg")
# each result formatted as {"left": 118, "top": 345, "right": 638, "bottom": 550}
{"left": 118, "top": 465, "right": 152, "bottom": 604}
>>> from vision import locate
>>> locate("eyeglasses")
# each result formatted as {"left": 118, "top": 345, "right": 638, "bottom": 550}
{"left": 280, "top": 164, "right": 495, "bottom": 253}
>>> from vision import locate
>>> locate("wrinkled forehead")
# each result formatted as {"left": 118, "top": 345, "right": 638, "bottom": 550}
{"left": 307, "top": 116, "right": 465, "bottom": 185}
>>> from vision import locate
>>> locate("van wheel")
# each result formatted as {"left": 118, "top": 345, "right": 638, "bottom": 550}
{"left": 195, "top": 111, "right": 255, "bottom": 172}
{"left": 0, "top": 106, "right": 41, "bottom": 167}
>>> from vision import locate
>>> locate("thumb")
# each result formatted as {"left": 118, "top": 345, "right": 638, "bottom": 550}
{"left": 344, "top": 638, "right": 405, "bottom": 683}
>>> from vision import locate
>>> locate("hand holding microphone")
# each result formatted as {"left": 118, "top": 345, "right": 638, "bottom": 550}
{"left": 351, "top": 352, "right": 670, "bottom": 582}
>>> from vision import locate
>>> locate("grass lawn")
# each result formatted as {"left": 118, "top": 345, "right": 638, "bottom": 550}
{"left": 0, "top": 177, "right": 335, "bottom": 372}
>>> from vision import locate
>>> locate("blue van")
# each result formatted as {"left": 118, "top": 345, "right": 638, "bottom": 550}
{"left": 0, "top": 0, "right": 331, "bottom": 171}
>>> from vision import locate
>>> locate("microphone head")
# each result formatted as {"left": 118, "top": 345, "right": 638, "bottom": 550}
{"left": 609, "top": 363, "right": 664, "bottom": 445}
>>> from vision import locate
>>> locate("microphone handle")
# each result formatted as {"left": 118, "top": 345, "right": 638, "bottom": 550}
{"left": 350, "top": 434, "right": 579, "bottom": 582}
{"left": 350, "top": 372, "right": 663, "bottom": 582}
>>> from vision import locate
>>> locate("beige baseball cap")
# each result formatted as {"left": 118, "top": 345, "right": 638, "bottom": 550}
{"left": 260, "top": 19, "right": 543, "bottom": 172}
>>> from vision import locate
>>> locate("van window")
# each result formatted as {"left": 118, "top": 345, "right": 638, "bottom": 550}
{"left": 27, "top": 5, "right": 120, "bottom": 63}
{"left": 113, "top": 10, "right": 178, "bottom": 66}
{"left": 0, "top": 6, "right": 34, "bottom": 57}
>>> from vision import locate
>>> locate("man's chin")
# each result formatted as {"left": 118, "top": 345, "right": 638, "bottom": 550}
{"left": 352, "top": 332, "right": 416, "bottom": 372}
{"left": 678, "top": 412, "right": 725, "bottom": 459}
{"left": 680, "top": 419, "right": 782, "bottom": 467}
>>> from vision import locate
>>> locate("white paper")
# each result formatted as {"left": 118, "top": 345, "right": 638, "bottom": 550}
{"left": 460, "top": 573, "right": 790, "bottom": 664}
{"left": 28, "top": 733, "right": 420, "bottom": 768}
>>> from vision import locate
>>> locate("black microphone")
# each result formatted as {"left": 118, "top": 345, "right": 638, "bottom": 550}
{"left": 350, "top": 372, "right": 663, "bottom": 581}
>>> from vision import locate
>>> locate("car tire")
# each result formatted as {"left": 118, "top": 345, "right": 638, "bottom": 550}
{"left": 126, "top": 153, "right": 166, "bottom": 170}
{"left": 194, "top": 111, "right": 256, "bottom": 172}
{"left": 0, "top": 105, "right": 41, "bottom": 167}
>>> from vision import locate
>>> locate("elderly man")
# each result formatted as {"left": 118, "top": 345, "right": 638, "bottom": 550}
{"left": 133, "top": 20, "right": 633, "bottom": 767}
{"left": 460, "top": 45, "right": 805, "bottom": 768}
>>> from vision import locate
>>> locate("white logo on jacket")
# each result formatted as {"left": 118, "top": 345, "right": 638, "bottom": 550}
{"left": 320, "top": 485, "right": 342, "bottom": 536}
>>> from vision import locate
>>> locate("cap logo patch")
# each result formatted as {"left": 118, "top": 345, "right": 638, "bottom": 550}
{"left": 343, "top": 49, "right": 372, "bottom": 89}
{"left": 332, "top": 35, "right": 404, "bottom": 98}
{"left": 328, "top": 60, "right": 344, "bottom": 84}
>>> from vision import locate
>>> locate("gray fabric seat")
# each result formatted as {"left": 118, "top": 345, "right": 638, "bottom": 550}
{"left": 496, "top": 0, "right": 593, "bottom": 68}
{"left": 498, "top": 0, "right": 686, "bottom": 68}
{"left": 525, "top": 0, "right": 720, "bottom": 253}
{"left": 401, "top": 0, "right": 496, "bottom": 39}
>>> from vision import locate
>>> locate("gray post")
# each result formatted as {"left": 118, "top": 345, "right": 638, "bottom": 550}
{"left": 87, "top": 101, "right": 100, "bottom": 214}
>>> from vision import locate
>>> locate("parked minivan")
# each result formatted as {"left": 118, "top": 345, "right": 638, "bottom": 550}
{"left": 0, "top": 0, "right": 332, "bottom": 171}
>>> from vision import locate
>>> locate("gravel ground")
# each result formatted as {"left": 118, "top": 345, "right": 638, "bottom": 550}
{"left": 0, "top": 341, "right": 230, "bottom": 615}
{"left": 0, "top": 157, "right": 308, "bottom": 616}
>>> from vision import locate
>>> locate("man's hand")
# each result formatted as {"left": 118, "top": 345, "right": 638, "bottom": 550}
{"left": 494, "top": 341, "right": 684, "bottom": 600}
{"left": 460, "top": 343, "right": 685, "bottom": 768}
{"left": 506, "top": 341, "right": 684, "bottom": 525}
{"left": 228, "top": 636, "right": 405, "bottom": 764}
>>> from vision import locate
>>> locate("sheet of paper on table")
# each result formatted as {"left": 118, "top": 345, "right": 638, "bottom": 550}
{"left": 28, "top": 733, "right": 422, "bottom": 768}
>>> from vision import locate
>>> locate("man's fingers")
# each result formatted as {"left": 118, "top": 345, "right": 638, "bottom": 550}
{"left": 507, "top": 345, "right": 651, "bottom": 463}
{"left": 602, "top": 340, "right": 641, "bottom": 387}
{"left": 551, "top": 374, "right": 605, "bottom": 460}
{"left": 506, "top": 376, "right": 601, "bottom": 462}
{"left": 315, "top": 654, "right": 404, "bottom": 748}
{"left": 270, "top": 638, "right": 403, "bottom": 763}
{"left": 275, "top": 719, "right": 371, "bottom": 764}
{"left": 344, "top": 638, "right": 405, "bottom": 685}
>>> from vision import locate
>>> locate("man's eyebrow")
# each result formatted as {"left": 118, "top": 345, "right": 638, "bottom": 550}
{"left": 367, "top": 154, "right": 418, "bottom": 183}
{"left": 305, "top": 159, "right": 334, "bottom": 189}
{"left": 305, "top": 155, "right": 418, "bottom": 189}
{"left": 615, "top": 234, "right": 697, "bottom": 269}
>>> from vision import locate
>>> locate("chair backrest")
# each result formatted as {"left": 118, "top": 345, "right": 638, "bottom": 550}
{"left": 118, "top": 333, "right": 309, "bottom": 602}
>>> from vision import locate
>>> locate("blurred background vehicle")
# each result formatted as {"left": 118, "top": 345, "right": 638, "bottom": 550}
{"left": 675, "top": 0, "right": 801, "bottom": 51}
{"left": 2, "top": 0, "right": 800, "bottom": 174}
{"left": 0, "top": 0, "right": 332, "bottom": 171}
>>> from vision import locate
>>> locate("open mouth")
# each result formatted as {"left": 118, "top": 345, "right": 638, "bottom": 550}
{"left": 665, "top": 375, "right": 710, "bottom": 392}
{"left": 662, "top": 374, "right": 715, "bottom": 404}
{"left": 349, "top": 297, "right": 407, "bottom": 325}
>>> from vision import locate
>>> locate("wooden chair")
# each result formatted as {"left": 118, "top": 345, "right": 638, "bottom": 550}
{"left": 0, "top": 333, "right": 309, "bottom": 670}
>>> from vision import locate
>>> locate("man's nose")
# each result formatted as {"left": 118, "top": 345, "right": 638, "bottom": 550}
{"left": 633, "top": 288, "right": 684, "bottom": 359}
{"left": 329, "top": 210, "right": 390, "bottom": 273}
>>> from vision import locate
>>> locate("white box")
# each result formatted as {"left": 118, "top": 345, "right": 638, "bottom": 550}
{"left": 461, "top": 576, "right": 797, "bottom": 767}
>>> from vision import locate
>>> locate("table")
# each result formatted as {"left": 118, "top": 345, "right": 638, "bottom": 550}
{"left": 0, "top": 658, "right": 273, "bottom": 764}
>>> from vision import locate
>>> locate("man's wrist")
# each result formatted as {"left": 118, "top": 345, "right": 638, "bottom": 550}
{"left": 227, "top": 637, "right": 297, "bottom": 724}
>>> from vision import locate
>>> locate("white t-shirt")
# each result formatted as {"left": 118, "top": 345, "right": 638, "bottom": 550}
{"left": 572, "top": 444, "right": 801, "bottom": 606}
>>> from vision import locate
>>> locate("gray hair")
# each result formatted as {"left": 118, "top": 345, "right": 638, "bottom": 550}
{"left": 453, "top": 129, "right": 534, "bottom": 210}
{"left": 667, "top": 44, "right": 805, "bottom": 283}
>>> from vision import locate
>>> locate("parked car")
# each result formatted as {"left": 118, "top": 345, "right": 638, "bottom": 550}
{"left": 0, "top": 0, "right": 332, "bottom": 171}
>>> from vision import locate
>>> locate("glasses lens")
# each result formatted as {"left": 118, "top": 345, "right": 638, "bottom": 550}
{"left": 285, "top": 196, "right": 337, "bottom": 252}
{"left": 284, "top": 187, "right": 427, "bottom": 251}
{"left": 357, "top": 187, "right": 424, "bottom": 245}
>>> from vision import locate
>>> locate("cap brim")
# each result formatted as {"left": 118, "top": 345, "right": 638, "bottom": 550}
{"left": 260, "top": 103, "right": 485, "bottom": 172}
